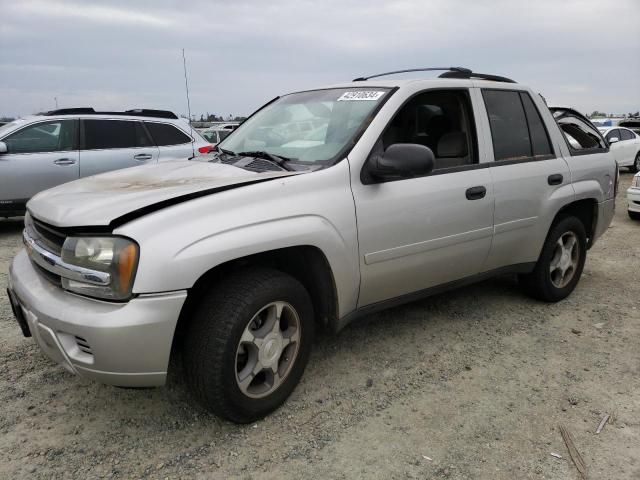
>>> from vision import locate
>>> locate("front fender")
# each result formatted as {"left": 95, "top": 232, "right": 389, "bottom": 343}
{"left": 168, "top": 215, "right": 359, "bottom": 316}
{"left": 117, "top": 161, "right": 360, "bottom": 317}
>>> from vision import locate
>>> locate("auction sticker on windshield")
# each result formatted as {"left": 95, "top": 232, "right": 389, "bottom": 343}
{"left": 337, "top": 91, "right": 386, "bottom": 101}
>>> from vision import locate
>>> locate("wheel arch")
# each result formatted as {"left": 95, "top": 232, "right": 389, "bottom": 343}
{"left": 171, "top": 245, "right": 339, "bottom": 357}
{"left": 552, "top": 198, "right": 598, "bottom": 248}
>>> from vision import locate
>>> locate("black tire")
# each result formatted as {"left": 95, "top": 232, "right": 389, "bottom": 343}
{"left": 519, "top": 216, "right": 587, "bottom": 302}
{"left": 630, "top": 153, "right": 640, "bottom": 173}
{"left": 183, "top": 267, "right": 314, "bottom": 423}
{"left": 629, "top": 210, "right": 640, "bottom": 221}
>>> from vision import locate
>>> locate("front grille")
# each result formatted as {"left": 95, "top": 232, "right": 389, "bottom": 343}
{"left": 31, "top": 218, "right": 66, "bottom": 255}
{"left": 74, "top": 336, "right": 93, "bottom": 355}
{"left": 32, "top": 261, "right": 62, "bottom": 286}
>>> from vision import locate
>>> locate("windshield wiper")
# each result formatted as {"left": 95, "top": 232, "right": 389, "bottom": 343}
{"left": 236, "top": 151, "right": 295, "bottom": 171}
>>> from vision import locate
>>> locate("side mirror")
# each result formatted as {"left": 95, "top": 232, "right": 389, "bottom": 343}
{"left": 0, "top": 141, "right": 7, "bottom": 154}
{"left": 609, "top": 137, "right": 619, "bottom": 144}
{"left": 370, "top": 143, "right": 435, "bottom": 180}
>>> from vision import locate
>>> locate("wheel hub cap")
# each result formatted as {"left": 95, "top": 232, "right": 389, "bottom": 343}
{"left": 234, "top": 301, "right": 301, "bottom": 399}
{"left": 549, "top": 231, "right": 580, "bottom": 288}
{"left": 260, "top": 334, "right": 284, "bottom": 367}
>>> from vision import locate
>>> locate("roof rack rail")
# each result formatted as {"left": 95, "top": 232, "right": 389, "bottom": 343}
{"left": 438, "top": 71, "right": 516, "bottom": 83}
{"left": 353, "top": 67, "right": 471, "bottom": 82}
{"left": 43, "top": 108, "right": 179, "bottom": 119}
{"left": 352, "top": 67, "right": 516, "bottom": 84}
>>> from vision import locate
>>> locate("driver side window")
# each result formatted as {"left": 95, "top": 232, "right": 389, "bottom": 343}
{"left": 4, "top": 120, "right": 78, "bottom": 154}
{"left": 370, "top": 89, "right": 478, "bottom": 173}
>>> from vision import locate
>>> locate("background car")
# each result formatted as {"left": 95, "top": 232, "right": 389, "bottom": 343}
{"left": 601, "top": 126, "right": 640, "bottom": 172}
{"left": 200, "top": 127, "right": 232, "bottom": 145}
{"left": 0, "top": 108, "right": 212, "bottom": 217}
{"left": 628, "top": 172, "right": 640, "bottom": 220}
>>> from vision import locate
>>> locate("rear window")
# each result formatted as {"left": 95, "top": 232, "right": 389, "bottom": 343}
{"left": 144, "top": 122, "right": 191, "bottom": 146}
{"left": 83, "top": 120, "right": 151, "bottom": 150}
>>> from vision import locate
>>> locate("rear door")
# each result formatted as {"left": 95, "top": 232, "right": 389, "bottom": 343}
{"left": 79, "top": 119, "right": 159, "bottom": 177}
{"left": 143, "top": 121, "right": 195, "bottom": 160}
{"left": 476, "top": 88, "right": 571, "bottom": 270}
{"left": 0, "top": 119, "right": 79, "bottom": 211}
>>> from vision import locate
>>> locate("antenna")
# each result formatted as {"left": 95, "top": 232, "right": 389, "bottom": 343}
{"left": 54, "top": 97, "right": 58, "bottom": 109}
{"left": 182, "top": 48, "right": 196, "bottom": 158}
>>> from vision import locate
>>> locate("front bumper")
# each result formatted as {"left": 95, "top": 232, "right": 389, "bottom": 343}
{"left": 627, "top": 187, "right": 640, "bottom": 213}
{"left": 8, "top": 249, "right": 187, "bottom": 387}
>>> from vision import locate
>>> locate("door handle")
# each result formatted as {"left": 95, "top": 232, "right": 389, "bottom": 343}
{"left": 548, "top": 174, "right": 563, "bottom": 185}
{"left": 133, "top": 153, "right": 153, "bottom": 161}
{"left": 53, "top": 158, "right": 76, "bottom": 166}
{"left": 465, "top": 186, "right": 486, "bottom": 200}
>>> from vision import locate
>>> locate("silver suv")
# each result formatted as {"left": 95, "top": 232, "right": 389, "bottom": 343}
{"left": 0, "top": 108, "right": 211, "bottom": 217}
{"left": 7, "top": 68, "right": 617, "bottom": 423}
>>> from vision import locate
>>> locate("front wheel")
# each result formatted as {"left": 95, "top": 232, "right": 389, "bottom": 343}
{"left": 183, "top": 268, "right": 314, "bottom": 423}
{"left": 519, "top": 216, "right": 587, "bottom": 302}
{"left": 629, "top": 210, "right": 640, "bottom": 221}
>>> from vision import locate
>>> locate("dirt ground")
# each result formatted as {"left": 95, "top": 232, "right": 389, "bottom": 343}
{"left": 1, "top": 173, "right": 638, "bottom": 480}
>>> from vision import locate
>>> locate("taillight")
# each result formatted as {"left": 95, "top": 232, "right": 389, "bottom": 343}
{"left": 198, "top": 145, "right": 213, "bottom": 154}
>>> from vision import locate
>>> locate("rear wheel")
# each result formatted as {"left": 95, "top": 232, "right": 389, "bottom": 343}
{"left": 519, "top": 216, "right": 587, "bottom": 302}
{"left": 183, "top": 268, "right": 314, "bottom": 423}
{"left": 631, "top": 152, "right": 640, "bottom": 173}
{"left": 629, "top": 210, "right": 640, "bottom": 221}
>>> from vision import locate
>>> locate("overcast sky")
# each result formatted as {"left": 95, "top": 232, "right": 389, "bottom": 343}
{"left": 1, "top": 0, "right": 639, "bottom": 119}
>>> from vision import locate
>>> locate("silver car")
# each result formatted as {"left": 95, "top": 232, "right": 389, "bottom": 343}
{"left": 7, "top": 68, "right": 617, "bottom": 423}
{"left": 0, "top": 108, "right": 211, "bottom": 217}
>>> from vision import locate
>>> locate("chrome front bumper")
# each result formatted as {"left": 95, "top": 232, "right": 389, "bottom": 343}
{"left": 8, "top": 249, "right": 187, "bottom": 387}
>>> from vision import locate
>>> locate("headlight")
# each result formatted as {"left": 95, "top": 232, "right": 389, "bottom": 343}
{"left": 61, "top": 236, "right": 139, "bottom": 300}
{"left": 632, "top": 175, "right": 640, "bottom": 189}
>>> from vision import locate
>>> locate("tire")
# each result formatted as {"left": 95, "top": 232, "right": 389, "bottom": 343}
{"left": 519, "top": 216, "right": 587, "bottom": 302}
{"left": 183, "top": 267, "right": 314, "bottom": 423}
{"left": 631, "top": 152, "right": 640, "bottom": 173}
{"left": 629, "top": 210, "right": 640, "bottom": 221}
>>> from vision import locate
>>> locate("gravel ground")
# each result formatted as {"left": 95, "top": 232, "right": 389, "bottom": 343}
{"left": 1, "top": 173, "right": 638, "bottom": 480}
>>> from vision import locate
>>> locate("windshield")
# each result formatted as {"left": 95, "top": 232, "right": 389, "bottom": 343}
{"left": 219, "top": 88, "right": 391, "bottom": 165}
{"left": 0, "top": 120, "right": 24, "bottom": 138}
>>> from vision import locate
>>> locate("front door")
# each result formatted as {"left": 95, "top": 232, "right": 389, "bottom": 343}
{"left": 0, "top": 119, "right": 79, "bottom": 212}
{"left": 351, "top": 88, "right": 494, "bottom": 307}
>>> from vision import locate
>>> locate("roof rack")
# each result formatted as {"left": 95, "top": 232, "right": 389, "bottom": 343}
{"left": 352, "top": 67, "right": 516, "bottom": 83}
{"left": 43, "top": 108, "right": 179, "bottom": 119}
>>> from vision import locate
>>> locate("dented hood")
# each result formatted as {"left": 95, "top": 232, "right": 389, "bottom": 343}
{"left": 27, "top": 160, "right": 295, "bottom": 227}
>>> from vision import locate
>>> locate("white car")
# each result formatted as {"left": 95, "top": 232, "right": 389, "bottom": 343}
{"left": 0, "top": 108, "right": 213, "bottom": 216}
{"left": 601, "top": 127, "right": 640, "bottom": 172}
{"left": 200, "top": 127, "right": 232, "bottom": 145}
{"left": 628, "top": 172, "right": 640, "bottom": 220}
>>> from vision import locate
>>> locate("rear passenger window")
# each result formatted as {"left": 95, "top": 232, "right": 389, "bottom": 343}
{"left": 482, "top": 90, "right": 531, "bottom": 161}
{"left": 620, "top": 129, "right": 634, "bottom": 141}
{"left": 83, "top": 120, "right": 151, "bottom": 150}
{"left": 520, "top": 93, "right": 553, "bottom": 157}
{"left": 144, "top": 122, "right": 191, "bottom": 146}
{"left": 552, "top": 110, "right": 607, "bottom": 152}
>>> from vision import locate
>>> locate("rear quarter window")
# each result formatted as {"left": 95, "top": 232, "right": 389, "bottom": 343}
{"left": 145, "top": 122, "right": 192, "bottom": 146}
